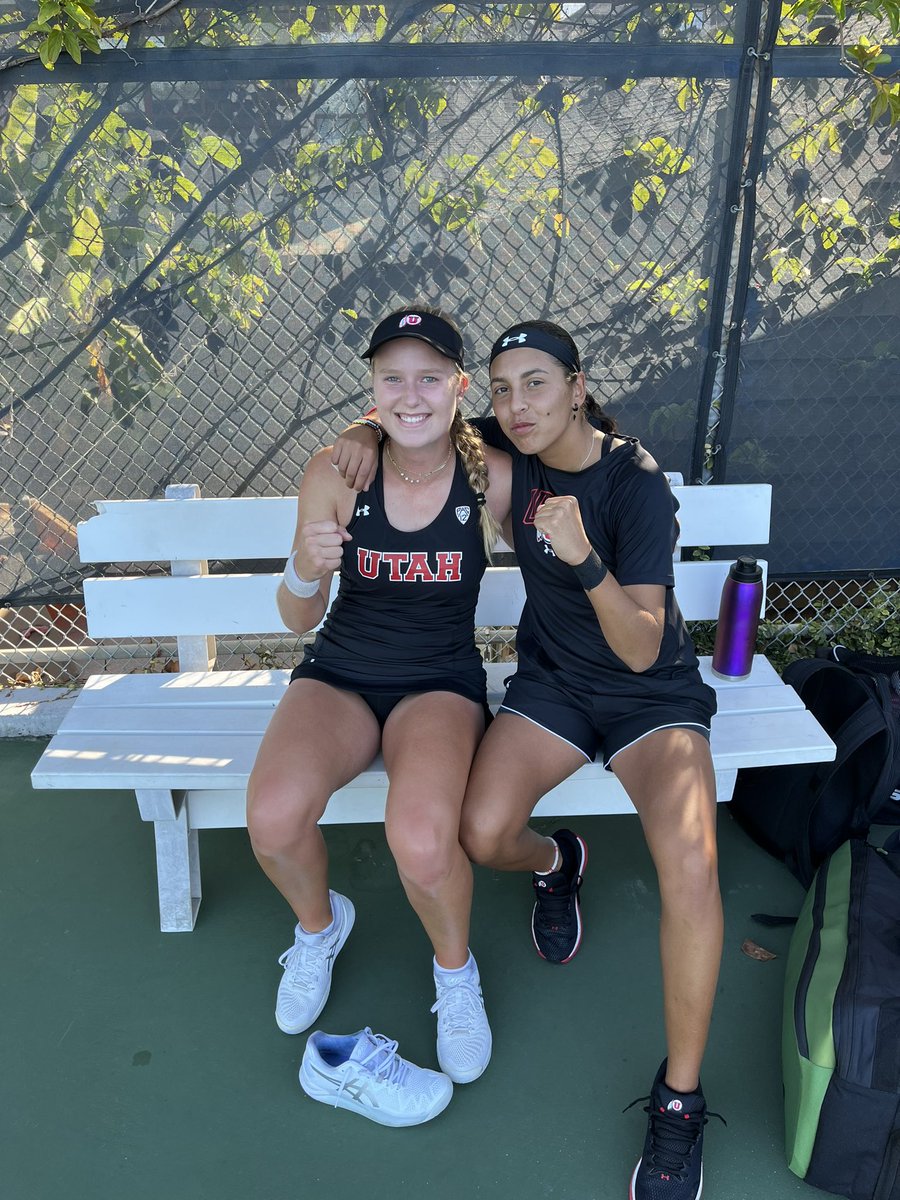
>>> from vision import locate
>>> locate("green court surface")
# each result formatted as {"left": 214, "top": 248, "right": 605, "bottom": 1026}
{"left": 2, "top": 738, "right": 816, "bottom": 1200}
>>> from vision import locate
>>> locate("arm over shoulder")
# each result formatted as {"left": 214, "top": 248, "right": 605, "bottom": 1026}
{"left": 483, "top": 443, "right": 512, "bottom": 526}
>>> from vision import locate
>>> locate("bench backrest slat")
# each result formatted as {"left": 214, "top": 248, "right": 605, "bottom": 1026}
{"left": 82, "top": 558, "right": 767, "bottom": 639}
{"left": 77, "top": 485, "right": 772, "bottom": 563}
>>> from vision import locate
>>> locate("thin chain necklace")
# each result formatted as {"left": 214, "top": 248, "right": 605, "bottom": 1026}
{"left": 385, "top": 441, "right": 453, "bottom": 485}
{"left": 576, "top": 427, "right": 597, "bottom": 472}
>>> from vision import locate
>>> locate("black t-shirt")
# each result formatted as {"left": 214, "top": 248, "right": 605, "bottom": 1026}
{"left": 475, "top": 416, "right": 701, "bottom": 688}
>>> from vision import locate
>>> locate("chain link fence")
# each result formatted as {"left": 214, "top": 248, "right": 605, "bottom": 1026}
{"left": 1, "top": 1, "right": 897, "bottom": 688}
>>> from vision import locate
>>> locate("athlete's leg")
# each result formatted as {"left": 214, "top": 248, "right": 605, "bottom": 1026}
{"left": 460, "top": 712, "right": 587, "bottom": 873}
{"left": 247, "top": 679, "right": 381, "bottom": 932}
{"left": 380, "top": 691, "right": 485, "bottom": 969}
{"left": 610, "top": 727, "right": 722, "bottom": 1093}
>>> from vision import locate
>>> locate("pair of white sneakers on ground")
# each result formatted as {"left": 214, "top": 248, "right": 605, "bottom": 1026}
{"left": 276, "top": 890, "right": 492, "bottom": 1126}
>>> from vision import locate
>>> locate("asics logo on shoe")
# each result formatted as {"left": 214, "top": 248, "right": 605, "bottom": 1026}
{"left": 308, "top": 1064, "right": 380, "bottom": 1108}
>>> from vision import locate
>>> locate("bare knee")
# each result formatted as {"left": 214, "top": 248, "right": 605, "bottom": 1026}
{"left": 246, "top": 773, "right": 323, "bottom": 859}
{"left": 656, "top": 833, "right": 719, "bottom": 910}
{"left": 386, "top": 818, "right": 457, "bottom": 892}
{"left": 459, "top": 807, "right": 513, "bottom": 868}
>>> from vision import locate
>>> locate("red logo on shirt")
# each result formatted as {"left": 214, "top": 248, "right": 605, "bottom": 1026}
{"left": 523, "top": 488, "right": 554, "bottom": 525}
{"left": 356, "top": 548, "right": 462, "bottom": 583}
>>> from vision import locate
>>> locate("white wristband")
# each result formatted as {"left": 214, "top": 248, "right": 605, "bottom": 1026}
{"left": 282, "top": 552, "right": 320, "bottom": 599}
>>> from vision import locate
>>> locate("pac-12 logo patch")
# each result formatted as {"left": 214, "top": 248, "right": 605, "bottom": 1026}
{"left": 455, "top": 506, "right": 471, "bottom": 524}
{"left": 399, "top": 314, "right": 422, "bottom": 328}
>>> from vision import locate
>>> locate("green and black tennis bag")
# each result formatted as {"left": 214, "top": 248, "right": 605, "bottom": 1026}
{"left": 783, "top": 836, "right": 900, "bottom": 1199}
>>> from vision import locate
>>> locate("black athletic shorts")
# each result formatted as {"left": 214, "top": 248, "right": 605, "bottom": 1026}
{"left": 498, "top": 660, "right": 716, "bottom": 768}
{"left": 289, "top": 662, "right": 491, "bottom": 731}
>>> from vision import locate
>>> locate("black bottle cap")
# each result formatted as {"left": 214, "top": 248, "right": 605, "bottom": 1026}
{"left": 730, "top": 555, "right": 762, "bottom": 583}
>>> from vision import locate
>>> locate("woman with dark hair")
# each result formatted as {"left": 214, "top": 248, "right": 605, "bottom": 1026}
{"left": 334, "top": 318, "right": 720, "bottom": 1196}
{"left": 248, "top": 306, "right": 510, "bottom": 1107}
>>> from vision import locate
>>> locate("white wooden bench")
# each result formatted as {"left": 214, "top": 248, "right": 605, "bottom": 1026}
{"left": 30, "top": 480, "right": 836, "bottom": 932}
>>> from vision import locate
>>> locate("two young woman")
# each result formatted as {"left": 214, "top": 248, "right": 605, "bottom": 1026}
{"left": 246, "top": 308, "right": 510, "bottom": 1090}
{"left": 330, "top": 317, "right": 722, "bottom": 1200}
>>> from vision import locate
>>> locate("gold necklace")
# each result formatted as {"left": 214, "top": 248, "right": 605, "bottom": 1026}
{"left": 385, "top": 441, "right": 453, "bottom": 485}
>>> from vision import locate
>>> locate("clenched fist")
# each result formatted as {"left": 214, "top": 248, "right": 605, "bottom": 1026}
{"left": 532, "top": 495, "right": 593, "bottom": 566}
{"left": 295, "top": 520, "right": 352, "bottom": 581}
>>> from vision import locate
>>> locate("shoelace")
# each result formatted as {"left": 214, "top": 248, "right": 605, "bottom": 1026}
{"left": 278, "top": 936, "right": 329, "bottom": 993}
{"left": 623, "top": 1095, "right": 726, "bottom": 1179}
{"left": 533, "top": 877, "right": 578, "bottom": 927}
{"left": 338, "top": 1030, "right": 410, "bottom": 1095}
{"left": 430, "top": 979, "right": 483, "bottom": 1035}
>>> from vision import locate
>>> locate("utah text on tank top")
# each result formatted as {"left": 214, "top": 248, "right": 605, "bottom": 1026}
{"left": 298, "top": 443, "right": 488, "bottom": 696}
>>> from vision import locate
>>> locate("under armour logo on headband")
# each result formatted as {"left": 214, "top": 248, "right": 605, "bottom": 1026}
{"left": 489, "top": 324, "right": 581, "bottom": 373}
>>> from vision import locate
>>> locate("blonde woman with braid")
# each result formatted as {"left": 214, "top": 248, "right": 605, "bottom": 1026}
{"left": 247, "top": 307, "right": 510, "bottom": 1094}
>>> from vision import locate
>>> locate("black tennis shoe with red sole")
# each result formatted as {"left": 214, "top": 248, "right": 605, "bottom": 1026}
{"left": 530, "top": 828, "right": 587, "bottom": 963}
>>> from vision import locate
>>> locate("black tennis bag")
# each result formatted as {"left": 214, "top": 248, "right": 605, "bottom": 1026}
{"left": 730, "top": 646, "right": 900, "bottom": 887}
{"left": 783, "top": 835, "right": 900, "bottom": 1199}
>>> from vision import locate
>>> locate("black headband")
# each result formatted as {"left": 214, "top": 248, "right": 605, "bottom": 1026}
{"left": 362, "top": 311, "right": 465, "bottom": 367}
{"left": 488, "top": 326, "right": 581, "bottom": 374}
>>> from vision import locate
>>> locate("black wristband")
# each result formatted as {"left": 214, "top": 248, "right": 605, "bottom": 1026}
{"left": 349, "top": 418, "right": 383, "bottom": 443}
{"left": 572, "top": 548, "right": 607, "bottom": 591}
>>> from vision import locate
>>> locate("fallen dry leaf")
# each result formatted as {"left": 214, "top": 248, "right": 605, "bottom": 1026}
{"left": 741, "top": 939, "right": 777, "bottom": 961}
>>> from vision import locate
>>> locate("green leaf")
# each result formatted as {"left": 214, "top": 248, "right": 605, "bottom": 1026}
{"left": 38, "top": 2, "right": 61, "bottom": 25}
{"left": 127, "top": 129, "right": 151, "bottom": 156}
{"left": 65, "top": 269, "right": 93, "bottom": 316}
{"left": 40, "top": 29, "right": 64, "bottom": 69}
{"left": 870, "top": 91, "right": 890, "bottom": 124}
{"left": 24, "top": 239, "right": 46, "bottom": 274}
{"left": 174, "top": 175, "right": 201, "bottom": 202}
{"left": 62, "top": 28, "right": 82, "bottom": 63}
{"left": 199, "top": 136, "right": 242, "bottom": 169}
{"left": 7, "top": 297, "right": 51, "bottom": 336}
{"left": 70, "top": 205, "right": 103, "bottom": 258}
{"left": 64, "top": 3, "right": 93, "bottom": 29}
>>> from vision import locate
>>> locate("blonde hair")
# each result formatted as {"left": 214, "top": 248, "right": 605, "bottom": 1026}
{"left": 381, "top": 303, "right": 502, "bottom": 561}
{"left": 449, "top": 410, "right": 503, "bottom": 561}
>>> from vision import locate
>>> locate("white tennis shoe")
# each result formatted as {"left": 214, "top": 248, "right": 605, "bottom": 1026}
{"left": 275, "top": 891, "right": 355, "bottom": 1034}
{"left": 431, "top": 958, "right": 492, "bottom": 1084}
{"left": 300, "top": 1028, "right": 453, "bottom": 1127}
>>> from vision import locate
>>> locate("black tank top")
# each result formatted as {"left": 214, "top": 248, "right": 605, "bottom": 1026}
{"left": 297, "top": 444, "right": 488, "bottom": 698}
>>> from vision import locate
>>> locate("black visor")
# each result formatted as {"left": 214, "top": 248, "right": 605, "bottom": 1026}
{"left": 362, "top": 311, "right": 465, "bottom": 367}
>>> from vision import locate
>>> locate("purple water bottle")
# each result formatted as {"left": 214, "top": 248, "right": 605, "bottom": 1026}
{"left": 711, "top": 555, "right": 764, "bottom": 681}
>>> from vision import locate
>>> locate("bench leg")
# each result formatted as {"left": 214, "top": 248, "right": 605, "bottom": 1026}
{"left": 714, "top": 769, "right": 738, "bottom": 804}
{"left": 135, "top": 789, "right": 201, "bottom": 932}
{"left": 153, "top": 805, "right": 202, "bottom": 932}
